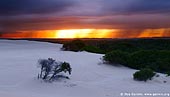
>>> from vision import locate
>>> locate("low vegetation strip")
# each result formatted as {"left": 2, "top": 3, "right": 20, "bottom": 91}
{"left": 62, "top": 39, "right": 170, "bottom": 74}
{"left": 103, "top": 50, "right": 170, "bottom": 74}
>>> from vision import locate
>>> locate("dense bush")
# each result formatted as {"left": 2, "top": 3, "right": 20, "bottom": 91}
{"left": 44, "top": 38, "right": 170, "bottom": 53}
{"left": 166, "top": 71, "right": 170, "bottom": 77}
{"left": 128, "top": 50, "right": 170, "bottom": 73}
{"left": 62, "top": 39, "right": 86, "bottom": 52}
{"left": 103, "top": 50, "right": 170, "bottom": 73}
{"left": 38, "top": 58, "right": 72, "bottom": 81}
{"left": 61, "top": 39, "right": 170, "bottom": 74}
{"left": 82, "top": 45, "right": 104, "bottom": 54}
{"left": 103, "top": 50, "right": 129, "bottom": 65}
{"left": 133, "top": 68, "right": 156, "bottom": 82}
{"left": 107, "top": 42, "right": 139, "bottom": 53}
{"left": 62, "top": 39, "right": 104, "bottom": 53}
{"left": 97, "top": 39, "right": 170, "bottom": 53}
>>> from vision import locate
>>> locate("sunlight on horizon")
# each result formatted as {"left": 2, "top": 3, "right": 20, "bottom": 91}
{"left": 1, "top": 28, "right": 169, "bottom": 39}
{"left": 55, "top": 29, "right": 115, "bottom": 38}
{"left": 138, "top": 29, "right": 168, "bottom": 38}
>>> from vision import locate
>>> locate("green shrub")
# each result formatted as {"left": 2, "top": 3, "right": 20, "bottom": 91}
{"left": 97, "top": 39, "right": 170, "bottom": 53}
{"left": 103, "top": 50, "right": 129, "bottom": 65}
{"left": 156, "top": 58, "right": 170, "bottom": 73}
{"left": 82, "top": 45, "right": 104, "bottom": 54}
{"left": 127, "top": 50, "right": 157, "bottom": 69}
{"left": 103, "top": 50, "right": 170, "bottom": 73}
{"left": 133, "top": 68, "right": 156, "bottom": 82}
{"left": 109, "top": 42, "right": 139, "bottom": 53}
{"left": 62, "top": 39, "right": 86, "bottom": 52}
{"left": 128, "top": 50, "right": 170, "bottom": 72}
{"left": 166, "top": 71, "right": 170, "bottom": 77}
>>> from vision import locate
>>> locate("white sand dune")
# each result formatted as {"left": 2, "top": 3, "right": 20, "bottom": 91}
{"left": 0, "top": 39, "right": 170, "bottom": 97}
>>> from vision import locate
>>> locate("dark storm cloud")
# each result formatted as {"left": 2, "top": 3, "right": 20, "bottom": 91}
{"left": 0, "top": 0, "right": 170, "bottom": 34}
{"left": 0, "top": 0, "right": 74, "bottom": 15}
{"left": 103, "top": 0, "right": 170, "bottom": 15}
{"left": 129, "top": 0, "right": 170, "bottom": 14}
{"left": 1, "top": 14, "right": 170, "bottom": 32}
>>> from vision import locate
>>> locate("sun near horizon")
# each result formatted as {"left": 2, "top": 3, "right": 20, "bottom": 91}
{"left": 55, "top": 29, "right": 116, "bottom": 38}
{"left": 0, "top": 29, "right": 117, "bottom": 39}
{"left": 1, "top": 28, "right": 170, "bottom": 39}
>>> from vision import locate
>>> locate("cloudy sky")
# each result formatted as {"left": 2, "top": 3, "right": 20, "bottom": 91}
{"left": 0, "top": 0, "right": 170, "bottom": 38}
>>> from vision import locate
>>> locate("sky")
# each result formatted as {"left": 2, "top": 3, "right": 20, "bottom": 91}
{"left": 0, "top": 0, "right": 170, "bottom": 38}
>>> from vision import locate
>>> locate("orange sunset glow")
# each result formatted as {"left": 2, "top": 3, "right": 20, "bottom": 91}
{"left": 55, "top": 29, "right": 116, "bottom": 38}
{"left": 138, "top": 29, "right": 169, "bottom": 38}
{"left": 1, "top": 29, "right": 116, "bottom": 38}
{"left": 1, "top": 28, "right": 170, "bottom": 39}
